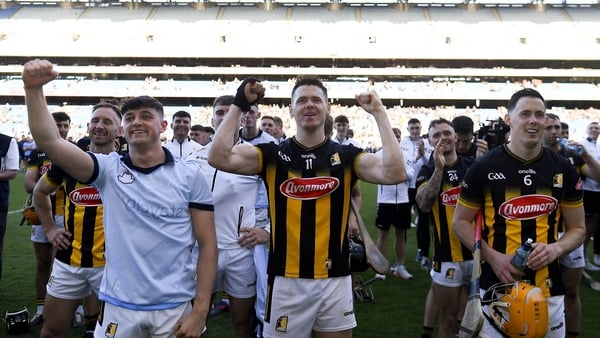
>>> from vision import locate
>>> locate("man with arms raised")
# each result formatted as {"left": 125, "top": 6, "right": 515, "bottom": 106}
{"left": 22, "top": 59, "right": 217, "bottom": 338}
{"left": 209, "top": 77, "right": 406, "bottom": 337}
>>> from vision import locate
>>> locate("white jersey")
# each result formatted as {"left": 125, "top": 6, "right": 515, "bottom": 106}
{"left": 164, "top": 137, "right": 201, "bottom": 161}
{"left": 331, "top": 136, "right": 361, "bottom": 148}
{"left": 400, "top": 137, "right": 431, "bottom": 188}
{"left": 89, "top": 149, "right": 213, "bottom": 310}
{"left": 1, "top": 138, "right": 19, "bottom": 172}
{"left": 188, "top": 142, "right": 261, "bottom": 249}
{"left": 240, "top": 130, "right": 276, "bottom": 211}
{"left": 580, "top": 138, "right": 600, "bottom": 192}
{"left": 376, "top": 147, "right": 414, "bottom": 204}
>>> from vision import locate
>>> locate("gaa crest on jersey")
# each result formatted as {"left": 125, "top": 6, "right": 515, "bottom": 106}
{"left": 276, "top": 316, "right": 288, "bottom": 332}
{"left": 498, "top": 194, "right": 558, "bottom": 220}
{"left": 440, "top": 186, "right": 461, "bottom": 206}
{"left": 105, "top": 322, "right": 118, "bottom": 338}
{"left": 69, "top": 186, "right": 102, "bottom": 206}
{"left": 280, "top": 177, "right": 339, "bottom": 200}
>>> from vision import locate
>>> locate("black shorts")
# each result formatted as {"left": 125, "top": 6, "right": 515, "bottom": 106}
{"left": 583, "top": 190, "right": 600, "bottom": 217}
{"left": 375, "top": 203, "right": 412, "bottom": 231}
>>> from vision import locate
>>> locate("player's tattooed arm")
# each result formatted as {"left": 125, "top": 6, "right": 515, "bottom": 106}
{"left": 415, "top": 167, "right": 443, "bottom": 213}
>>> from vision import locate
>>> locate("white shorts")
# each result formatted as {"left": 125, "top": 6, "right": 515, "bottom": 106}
{"left": 95, "top": 301, "right": 205, "bottom": 338}
{"left": 430, "top": 260, "right": 473, "bottom": 288}
{"left": 30, "top": 215, "right": 64, "bottom": 243}
{"left": 479, "top": 291, "right": 564, "bottom": 338}
{"left": 263, "top": 275, "right": 356, "bottom": 338}
{"left": 47, "top": 260, "right": 104, "bottom": 300}
{"left": 254, "top": 243, "right": 269, "bottom": 322}
{"left": 559, "top": 232, "right": 585, "bottom": 269}
{"left": 214, "top": 247, "right": 256, "bottom": 298}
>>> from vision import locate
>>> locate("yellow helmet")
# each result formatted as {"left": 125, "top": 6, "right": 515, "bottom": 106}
{"left": 483, "top": 282, "right": 548, "bottom": 338}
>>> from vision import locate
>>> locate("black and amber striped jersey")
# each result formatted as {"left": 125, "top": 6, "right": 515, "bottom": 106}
{"left": 416, "top": 156, "right": 474, "bottom": 265}
{"left": 458, "top": 145, "right": 583, "bottom": 297}
{"left": 44, "top": 163, "right": 105, "bottom": 268}
{"left": 27, "top": 149, "right": 65, "bottom": 217}
{"left": 555, "top": 148, "right": 586, "bottom": 233}
{"left": 255, "top": 137, "right": 364, "bottom": 279}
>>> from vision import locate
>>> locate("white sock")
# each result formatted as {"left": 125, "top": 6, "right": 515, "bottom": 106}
{"left": 76, "top": 304, "right": 84, "bottom": 314}
{"left": 36, "top": 305, "right": 43, "bottom": 314}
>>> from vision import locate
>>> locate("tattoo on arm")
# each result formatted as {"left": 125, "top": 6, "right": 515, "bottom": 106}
{"left": 416, "top": 168, "right": 443, "bottom": 212}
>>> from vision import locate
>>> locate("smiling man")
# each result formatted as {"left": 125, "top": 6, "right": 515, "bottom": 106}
{"left": 453, "top": 88, "right": 585, "bottom": 338}
{"left": 164, "top": 110, "right": 201, "bottom": 161}
{"left": 208, "top": 77, "right": 406, "bottom": 338}
{"left": 22, "top": 59, "right": 217, "bottom": 338}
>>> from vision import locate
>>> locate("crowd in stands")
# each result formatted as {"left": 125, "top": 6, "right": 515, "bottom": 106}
{"left": 3, "top": 101, "right": 600, "bottom": 150}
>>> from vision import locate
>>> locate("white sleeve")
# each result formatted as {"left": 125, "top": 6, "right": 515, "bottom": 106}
{"left": 4, "top": 139, "right": 19, "bottom": 170}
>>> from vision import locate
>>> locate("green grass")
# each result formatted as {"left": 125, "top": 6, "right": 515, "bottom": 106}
{"left": 1, "top": 174, "right": 599, "bottom": 337}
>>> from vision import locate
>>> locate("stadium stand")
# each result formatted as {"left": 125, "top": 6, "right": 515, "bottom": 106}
{"left": 1, "top": 0, "right": 600, "bottom": 144}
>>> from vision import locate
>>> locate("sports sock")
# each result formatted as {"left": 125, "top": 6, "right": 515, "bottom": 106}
{"left": 35, "top": 298, "right": 44, "bottom": 314}
{"left": 421, "top": 325, "right": 434, "bottom": 338}
{"left": 86, "top": 312, "right": 99, "bottom": 331}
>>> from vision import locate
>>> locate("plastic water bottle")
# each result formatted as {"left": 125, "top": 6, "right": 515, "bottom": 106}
{"left": 558, "top": 138, "right": 584, "bottom": 156}
{"left": 511, "top": 238, "right": 533, "bottom": 272}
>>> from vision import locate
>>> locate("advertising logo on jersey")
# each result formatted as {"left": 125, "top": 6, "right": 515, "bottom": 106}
{"left": 498, "top": 194, "right": 558, "bottom": 220}
{"left": 40, "top": 163, "right": 51, "bottom": 175}
{"left": 69, "top": 186, "right": 102, "bottom": 206}
{"left": 440, "top": 186, "right": 461, "bottom": 206}
{"left": 280, "top": 177, "right": 339, "bottom": 200}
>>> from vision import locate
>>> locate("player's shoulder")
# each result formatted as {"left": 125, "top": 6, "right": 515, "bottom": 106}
{"left": 542, "top": 147, "right": 573, "bottom": 167}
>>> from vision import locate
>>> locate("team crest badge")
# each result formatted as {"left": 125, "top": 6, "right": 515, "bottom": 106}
{"left": 105, "top": 322, "right": 118, "bottom": 338}
{"left": 118, "top": 169, "right": 134, "bottom": 184}
{"left": 330, "top": 152, "right": 341, "bottom": 166}
{"left": 445, "top": 268, "right": 456, "bottom": 280}
{"left": 276, "top": 316, "right": 288, "bottom": 332}
{"left": 553, "top": 174, "right": 563, "bottom": 188}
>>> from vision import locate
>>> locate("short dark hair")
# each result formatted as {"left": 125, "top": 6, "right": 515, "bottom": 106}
{"left": 92, "top": 102, "right": 122, "bottom": 120}
{"left": 52, "top": 111, "right": 71, "bottom": 123}
{"left": 407, "top": 118, "right": 421, "bottom": 125}
{"left": 507, "top": 88, "right": 545, "bottom": 114}
{"left": 261, "top": 115, "right": 275, "bottom": 122}
{"left": 324, "top": 114, "right": 334, "bottom": 137}
{"left": 546, "top": 113, "right": 560, "bottom": 121}
{"left": 451, "top": 115, "right": 474, "bottom": 135}
{"left": 292, "top": 77, "right": 328, "bottom": 101}
{"left": 334, "top": 115, "right": 350, "bottom": 124}
{"left": 560, "top": 121, "right": 569, "bottom": 129}
{"left": 213, "top": 95, "right": 234, "bottom": 107}
{"left": 172, "top": 110, "right": 191, "bottom": 121}
{"left": 203, "top": 126, "right": 215, "bottom": 135}
{"left": 273, "top": 116, "right": 283, "bottom": 127}
{"left": 428, "top": 118, "right": 454, "bottom": 131}
{"left": 191, "top": 124, "right": 203, "bottom": 132}
{"left": 121, "top": 96, "right": 164, "bottom": 119}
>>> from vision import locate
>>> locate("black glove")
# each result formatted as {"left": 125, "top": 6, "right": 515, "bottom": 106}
{"left": 233, "top": 78, "right": 262, "bottom": 112}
